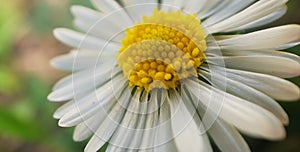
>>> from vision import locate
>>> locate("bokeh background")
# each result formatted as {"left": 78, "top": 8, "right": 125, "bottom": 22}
{"left": 0, "top": 0, "right": 299, "bottom": 151}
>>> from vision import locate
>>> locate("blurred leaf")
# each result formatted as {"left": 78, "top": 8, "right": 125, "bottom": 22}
{"left": 0, "top": 1, "right": 20, "bottom": 60}
{"left": 0, "top": 66, "right": 19, "bottom": 94}
{"left": 0, "top": 105, "right": 44, "bottom": 141}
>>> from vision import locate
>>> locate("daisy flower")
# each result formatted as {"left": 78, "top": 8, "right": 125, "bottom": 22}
{"left": 48, "top": 0, "right": 300, "bottom": 151}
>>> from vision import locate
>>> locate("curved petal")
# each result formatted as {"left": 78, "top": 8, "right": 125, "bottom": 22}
{"left": 186, "top": 79, "right": 286, "bottom": 140}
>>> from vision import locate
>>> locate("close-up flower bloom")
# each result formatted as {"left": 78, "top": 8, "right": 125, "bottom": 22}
{"left": 48, "top": 0, "right": 300, "bottom": 151}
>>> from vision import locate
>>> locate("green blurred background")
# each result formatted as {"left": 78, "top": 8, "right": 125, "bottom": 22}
{"left": 0, "top": 0, "right": 299, "bottom": 151}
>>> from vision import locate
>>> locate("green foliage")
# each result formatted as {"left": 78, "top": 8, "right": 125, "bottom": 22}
{"left": 0, "top": 66, "right": 19, "bottom": 94}
{"left": 0, "top": 1, "right": 20, "bottom": 61}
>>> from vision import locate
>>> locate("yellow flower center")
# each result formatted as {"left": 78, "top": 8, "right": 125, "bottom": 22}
{"left": 117, "top": 9, "right": 207, "bottom": 91}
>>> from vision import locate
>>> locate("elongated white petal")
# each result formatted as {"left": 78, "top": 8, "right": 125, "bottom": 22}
{"left": 206, "top": 0, "right": 288, "bottom": 33}
{"left": 120, "top": 0, "right": 158, "bottom": 23}
{"left": 170, "top": 91, "right": 212, "bottom": 152}
{"left": 50, "top": 50, "right": 116, "bottom": 71}
{"left": 53, "top": 28, "right": 120, "bottom": 51}
{"left": 160, "top": 0, "right": 184, "bottom": 11}
{"left": 202, "top": 0, "right": 255, "bottom": 27}
{"left": 53, "top": 100, "right": 75, "bottom": 119}
{"left": 71, "top": 5, "right": 131, "bottom": 30}
{"left": 73, "top": 110, "right": 107, "bottom": 141}
{"left": 153, "top": 99, "right": 178, "bottom": 152}
{"left": 209, "top": 119, "right": 250, "bottom": 152}
{"left": 208, "top": 56, "right": 300, "bottom": 78}
{"left": 186, "top": 80, "right": 286, "bottom": 140}
{"left": 201, "top": 70, "right": 289, "bottom": 124}
{"left": 184, "top": 0, "right": 209, "bottom": 14}
{"left": 197, "top": 0, "right": 226, "bottom": 19}
{"left": 218, "top": 25, "right": 300, "bottom": 50}
{"left": 84, "top": 97, "right": 130, "bottom": 152}
{"left": 71, "top": 6, "right": 126, "bottom": 41}
{"left": 108, "top": 102, "right": 141, "bottom": 149}
{"left": 58, "top": 75, "right": 126, "bottom": 127}
{"left": 233, "top": 6, "right": 287, "bottom": 31}
{"left": 183, "top": 87, "right": 250, "bottom": 152}
{"left": 48, "top": 67, "right": 120, "bottom": 102}
{"left": 91, "top": 0, "right": 121, "bottom": 13}
{"left": 211, "top": 49, "right": 300, "bottom": 62}
{"left": 223, "top": 68, "right": 300, "bottom": 101}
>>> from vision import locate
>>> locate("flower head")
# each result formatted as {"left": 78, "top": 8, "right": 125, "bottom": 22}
{"left": 49, "top": 0, "right": 300, "bottom": 151}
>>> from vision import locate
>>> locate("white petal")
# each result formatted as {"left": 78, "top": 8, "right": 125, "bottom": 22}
{"left": 53, "top": 28, "right": 120, "bottom": 51}
{"left": 57, "top": 75, "right": 126, "bottom": 127}
{"left": 202, "top": 0, "right": 255, "bottom": 27}
{"left": 91, "top": 0, "right": 121, "bottom": 13}
{"left": 71, "top": 5, "right": 126, "bottom": 41}
{"left": 107, "top": 103, "right": 141, "bottom": 149}
{"left": 211, "top": 49, "right": 300, "bottom": 62}
{"left": 184, "top": 0, "right": 209, "bottom": 14}
{"left": 208, "top": 56, "right": 300, "bottom": 78}
{"left": 206, "top": 0, "right": 288, "bottom": 33}
{"left": 53, "top": 100, "right": 75, "bottom": 119}
{"left": 233, "top": 6, "right": 287, "bottom": 31}
{"left": 183, "top": 87, "right": 250, "bottom": 152}
{"left": 223, "top": 68, "right": 300, "bottom": 101}
{"left": 153, "top": 97, "right": 178, "bottom": 152}
{"left": 50, "top": 50, "right": 117, "bottom": 71}
{"left": 186, "top": 80, "right": 286, "bottom": 140}
{"left": 209, "top": 119, "right": 250, "bottom": 152}
{"left": 160, "top": 0, "right": 182, "bottom": 11}
{"left": 169, "top": 91, "right": 212, "bottom": 152}
{"left": 197, "top": 0, "right": 227, "bottom": 19}
{"left": 48, "top": 67, "right": 120, "bottom": 102}
{"left": 218, "top": 25, "right": 300, "bottom": 50}
{"left": 84, "top": 98, "right": 129, "bottom": 152}
{"left": 200, "top": 70, "right": 289, "bottom": 124}
{"left": 73, "top": 110, "right": 106, "bottom": 141}
{"left": 120, "top": 0, "right": 158, "bottom": 23}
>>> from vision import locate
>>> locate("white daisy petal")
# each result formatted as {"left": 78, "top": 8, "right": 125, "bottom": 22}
{"left": 211, "top": 49, "right": 300, "bottom": 62}
{"left": 108, "top": 102, "right": 141, "bottom": 150}
{"left": 218, "top": 25, "right": 300, "bottom": 51}
{"left": 48, "top": 67, "right": 120, "bottom": 102}
{"left": 170, "top": 91, "right": 212, "bottom": 152}
{"left": 186, "top": 79, "right": 286, "bottom": 140}
{"left": 200, "top": 70, "right": 289, "bottom": 124}
{"left": 189, "top": 93, "right": 251, "bottom": 152}
{"left": 153, "top": 100, "right": 178, "bottom": 152}
{"left": 84, "top": 95, "right": 130, "bottom": 152}
{"left": 73, "top": 110, "right": 107, "bottom": 141}
{"left": 50, "top": 50, "right": 117, "bottom": 71}
{"left": 53, "top": 28, "right": 120, "bottom": 51}
{"left": 233, "top": 6, "right": 287, "bottom": 31}
{"left": 202, "top": 0, "right": 255, "bottom": 27}
{"left": 53, "top": 100, "right": 75, "bottom": 119}
{"left": 271, "top": 42, "right": 300, "bottom": 50}
{"left": 208, "top": 56, "right": 300, "bottom": 78}
{"left": 91, "top": 0, "right": 122, "bottom": 13}
{"left": 139, "top": 90, "right": 163, "bottom": 150}
{"left": 197, "top": 0, "right": 226, "bottom": 19}
{"left": 120, "top": 0, "right": 158, "bottom": 23}
{"left": 183, "top": 0, "right": 208, "bottom": 14}
{"left": 71, "top": 5, "right": 132, "bottom": 29}
{"left": 71, "top": 5, "right": 126, "bottom": 41}
{"left": 206, "top": 0, "right": 288, "bottom": 33}
{"left": 224, "top": 68, "right": 300, "bottom": 101}
{"left": 58, "top": 75, "right": 126, "bottom": 127}
{"left": 160, "top": 0, "right": 182, "bottom": 11}
{"left": 209, "top": 119, "right": 250, "bottom": 152}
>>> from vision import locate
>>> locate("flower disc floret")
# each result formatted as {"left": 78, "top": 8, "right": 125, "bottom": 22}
{"left": 118, "top": 9, "right": 207, "bottom": 91}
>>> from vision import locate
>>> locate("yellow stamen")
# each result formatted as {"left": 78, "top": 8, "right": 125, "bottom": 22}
{"left": 117, "top": 9, "right": 207, "bottom": 91}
